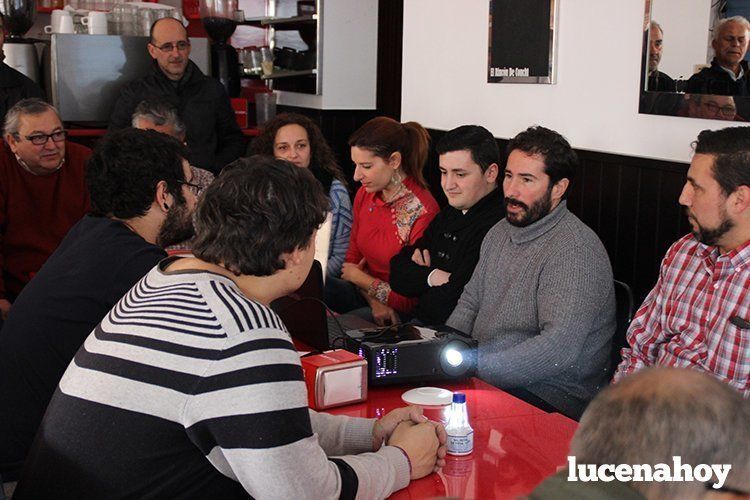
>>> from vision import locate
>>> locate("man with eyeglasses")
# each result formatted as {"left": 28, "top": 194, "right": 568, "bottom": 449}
{"left": 109, "top": 17, "right": 244, "bottom": 174}
{"left": 686, "top": 93, "right": 740, "bottom": 121}
{"left": 0, "top": 98, "right": 90, "bottom": 323}
{"left": 0, "top": 128, "right": 197, "bottom": 489}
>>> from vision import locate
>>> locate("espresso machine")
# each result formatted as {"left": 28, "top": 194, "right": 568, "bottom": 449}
{"left": 200, "top": 0, "right": 240, "bottom": 97}
{"left": 1, "top": 0, "right": 40, "bottom": 83}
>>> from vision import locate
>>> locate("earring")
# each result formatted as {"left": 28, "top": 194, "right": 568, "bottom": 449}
{"left": 390, "top": 170, "right": 402, "bottom": 185}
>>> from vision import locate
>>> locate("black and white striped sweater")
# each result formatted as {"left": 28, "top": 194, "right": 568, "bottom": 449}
{"left": 16, "top": 261, "right": 409, "bottom": 500}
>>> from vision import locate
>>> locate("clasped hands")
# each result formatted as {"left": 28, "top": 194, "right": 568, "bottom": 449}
{"left": 372, "top": 406, "right": 447, "bottom": 480}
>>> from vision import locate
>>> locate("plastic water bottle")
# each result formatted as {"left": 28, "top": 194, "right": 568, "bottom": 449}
{"left": 445, "top": 392, "right": 473, "bottom": 456}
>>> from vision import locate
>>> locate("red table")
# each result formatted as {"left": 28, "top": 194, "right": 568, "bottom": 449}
{"left": 327, "top": 378, "right": 577, "bottom": 499}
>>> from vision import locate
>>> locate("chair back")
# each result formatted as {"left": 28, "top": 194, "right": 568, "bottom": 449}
{"left": 610, "top": 280, "right": 635, "bottom": 377}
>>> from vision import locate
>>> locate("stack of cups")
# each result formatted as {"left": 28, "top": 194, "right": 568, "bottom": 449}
{"left": 82, "top": 11, "right": 108, "bottom": 34}
{"left": 44, "top": 9, "right": 75, "bottom": 34}
{"left": 109, "top": 2, "right": 139, "bottom": 35}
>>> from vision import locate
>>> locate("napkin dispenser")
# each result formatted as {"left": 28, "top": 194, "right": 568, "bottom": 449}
{"left": 301, "top": 350, "right": 368, "bottom": 410}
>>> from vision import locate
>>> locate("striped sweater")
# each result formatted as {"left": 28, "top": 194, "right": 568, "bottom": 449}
{"left": 15, "top": 261, "right": 409, "bottom": 499}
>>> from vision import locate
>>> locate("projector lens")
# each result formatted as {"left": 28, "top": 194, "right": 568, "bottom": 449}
{"left": 444, "top": 348, "right": 463, "bottom": 367}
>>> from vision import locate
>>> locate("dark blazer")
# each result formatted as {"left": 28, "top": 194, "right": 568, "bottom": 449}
{"left": 390, "top": 187, "right": 504, "bottom": 324}
{"left": 685, "top": 59, "right": 750, "bottom": 96}
{"left": 0, "top": 62, "right": 44, "bottom": 122}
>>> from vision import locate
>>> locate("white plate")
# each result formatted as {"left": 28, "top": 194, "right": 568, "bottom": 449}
{"left": 401, "top": 387, "right": 453, "bottom": 408}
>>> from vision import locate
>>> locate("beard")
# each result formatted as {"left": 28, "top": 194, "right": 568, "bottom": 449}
{"left": 686, "top": 208, "right": 734, "bottom": 247}
{"left": 505, "top": 188, "right": 553, "bottom": 228}
{"left": 156, "top": 200, "right": 195, "bottom": 248}
{"left": 648, "top": 56, "right": 659, "bottom": 73}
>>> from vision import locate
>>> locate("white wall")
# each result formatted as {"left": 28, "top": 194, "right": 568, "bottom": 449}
{"left": 401, "top": 0, "right": 750, "bottom": 163}
{"left": 652, "top": 0, "right": 711, "bottom": 79}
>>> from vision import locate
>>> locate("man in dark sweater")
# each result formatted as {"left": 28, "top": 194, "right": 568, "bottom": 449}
{"left": 390, "top": 125, "right": 503, "bottom": 324}
{"left": 0, "top": 99, "right": 90, "bottom": 321}
{"left": 0, "top": 128, "right": 198, "bottom": 483}
{"left": 109, "top": 18, "right": 244, "bottom": 173}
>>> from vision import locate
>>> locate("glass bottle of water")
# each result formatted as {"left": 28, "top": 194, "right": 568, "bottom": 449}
{"left": 445, "top": 392, "right": 473, "bottom": 456}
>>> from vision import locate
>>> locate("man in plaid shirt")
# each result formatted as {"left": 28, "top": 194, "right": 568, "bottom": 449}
{"left": 615, "top": 126, "right": 750, "bottom": 397}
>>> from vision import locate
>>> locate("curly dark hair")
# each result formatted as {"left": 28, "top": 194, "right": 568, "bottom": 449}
{"left": 506, "top": 126, "right": 578, "bottom": 198}
{"left": 192, "top": 156, "right": 329, "bottom": 277}
{"left": 86, "top": 128, "right": 188, "bottom": 219}
{"left": 248, "top": 112, "right": 346, "bottom": 192}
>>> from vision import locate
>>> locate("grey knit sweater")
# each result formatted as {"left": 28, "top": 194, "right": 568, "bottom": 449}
{"left": 447, "top": 201, "right": 615, "bottom": 419}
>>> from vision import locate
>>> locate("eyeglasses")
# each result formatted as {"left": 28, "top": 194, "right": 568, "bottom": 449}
{"left": 14, "top": 130, "right": 67, "bottom": 145}
{"left": 702, "top": 101, "right": 737, "bottom": 118}
{"left": 179, "top": 180, "right": 203, "bottom": 196}
{"left": 150, "top": 41, "right": 191, "bottom": 53}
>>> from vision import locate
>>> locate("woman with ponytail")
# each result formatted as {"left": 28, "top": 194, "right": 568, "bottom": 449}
{"left": 325, "top": 116, "right": 439, "bottom": 326}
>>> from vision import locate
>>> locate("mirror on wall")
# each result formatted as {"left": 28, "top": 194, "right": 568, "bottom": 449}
{"left": 639, "top": 0, "right": 750, "bottom": 121}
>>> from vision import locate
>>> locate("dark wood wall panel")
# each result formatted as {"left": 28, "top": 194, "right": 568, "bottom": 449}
{"left": 569, "top": 152, "right": 689, "bottom": 304}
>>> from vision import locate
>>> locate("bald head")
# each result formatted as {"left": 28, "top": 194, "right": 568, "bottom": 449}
{"left": 147, "top": 18, "right": 190, "bottom": 81}
{"left": 571, "top": 368, "right": 750, "bottom": 497}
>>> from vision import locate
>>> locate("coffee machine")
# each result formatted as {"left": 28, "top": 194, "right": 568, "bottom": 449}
{"left": 199, "top": 0, "right": 240, "bottom": 97}
{"left": 1, "top": 0, "right": 40, "bottom": 84}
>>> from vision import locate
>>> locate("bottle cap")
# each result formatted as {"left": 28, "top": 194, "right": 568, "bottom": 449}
{"left": 452, "top": 392, "right": 466, "bottom": 403}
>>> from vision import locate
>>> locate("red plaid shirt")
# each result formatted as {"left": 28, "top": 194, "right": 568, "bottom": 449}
{"left": 615, "top": 234, "right": 750, "bottom": 396}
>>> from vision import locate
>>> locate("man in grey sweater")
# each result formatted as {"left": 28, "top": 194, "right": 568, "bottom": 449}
{"left": 447, "top": 126, "right": 615, "bottom": 419}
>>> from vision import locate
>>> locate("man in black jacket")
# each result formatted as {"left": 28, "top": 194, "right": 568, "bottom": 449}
{"left": 109, "top": 17, "right": 244, "bottom": 174}
{"left": 0, "top": 13, "right": 44, "bottom": 122}
{"left": 686, "top": 16, "right": 750, "bottom": 96}
{"left": 390, "top": 125, "right": 503, "bottom": 325}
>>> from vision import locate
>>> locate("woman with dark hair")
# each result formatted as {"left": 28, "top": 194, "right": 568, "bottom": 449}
{"left": 325, "top": 116, "right": 439, "bottom": 326}
{"left": 249, "top": 112, "right": 352, "bottom": 278}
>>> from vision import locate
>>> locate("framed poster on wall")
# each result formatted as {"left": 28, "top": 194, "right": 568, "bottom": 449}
{"left": 487, "top": 0, "right": 559, "bottom": 84}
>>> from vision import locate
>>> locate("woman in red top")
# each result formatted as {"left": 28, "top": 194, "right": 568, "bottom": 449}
{"left": 325, "top": 117, "right": 438, "bottom": 326}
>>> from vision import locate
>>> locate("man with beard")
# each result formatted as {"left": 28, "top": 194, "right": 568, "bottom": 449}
{"left": 447, "top": 126, "right": 615, "bottom": 420}
{"left": 0, "top": 128, "right": 197, "bottom": 485}
{"left": 615, "top": 126, "right": 750, "bottom": 398}
{"left": 646, "top": 21, "right": 676, "bottom": 92}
